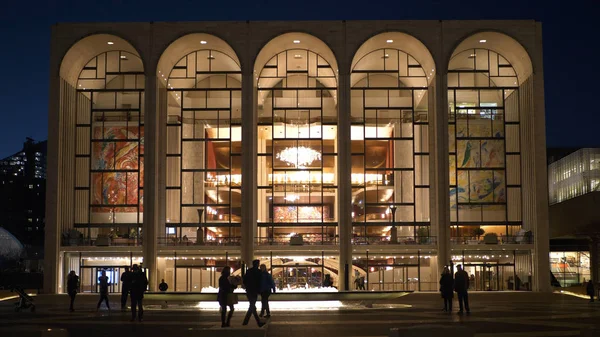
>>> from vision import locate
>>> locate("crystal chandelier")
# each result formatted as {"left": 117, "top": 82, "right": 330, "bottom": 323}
{"left": 276, "top": 146, "right": 321, "bottom": 168}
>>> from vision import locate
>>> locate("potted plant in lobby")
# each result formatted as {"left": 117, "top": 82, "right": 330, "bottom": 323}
{"left": 417, "top": 227, "right": 430, "bottom": 244}
{"left": 472, "top": 228, "right": 485, "bottom": 242}
{"left": 483, "top": 232, "right": 499, "bottom": 244}
{"left": 96, "top": 233, "right": 111, "bottom": 246}
{"left": 63, "top": 229, "right": 83, "bottom": 246}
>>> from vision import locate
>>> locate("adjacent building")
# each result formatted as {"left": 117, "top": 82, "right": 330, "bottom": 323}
{"left": 44, "top": 20, "right": 550, "bottom": 294}
{"left": 548, "top": 148, "right": 600, "bottom": 288}
{"left": 0, "top": 138, "right": 47, "bottom": 246}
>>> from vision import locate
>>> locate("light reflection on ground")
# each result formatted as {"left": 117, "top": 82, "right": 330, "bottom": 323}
{"left": 144, "top": 301, "right": 412, "bottom": 311}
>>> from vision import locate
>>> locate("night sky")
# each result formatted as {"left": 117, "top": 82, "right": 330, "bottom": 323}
{"left": 0, "top": 0, "right": 597, "bottom": 158}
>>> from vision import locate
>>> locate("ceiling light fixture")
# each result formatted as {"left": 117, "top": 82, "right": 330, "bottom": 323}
{"left": 277, "top": 146, "right": 321, "bottom": 168}
{"left": 200, "top": 40, "right": 207, "bottom": 44}
{"left": 120, "top": 55, "right": 127, "bottom": 59}
{"left": 107, "top": 41, "right": 114, "bottom": 45}
{"left": 386, "top": 39, "right": 393, "bottom": 43}
{"left": 293, "top": 40, "right": 300, "bottom": 44}
{"left": 294, "top": 54, "right": 302, "bottom": 59}
{"left": 479, "top": 39, "right": 487, "bottom": 43}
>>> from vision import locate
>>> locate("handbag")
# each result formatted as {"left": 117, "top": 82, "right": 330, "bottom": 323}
{"left": 227, "top": 293, "right": 238, "bottom": 305}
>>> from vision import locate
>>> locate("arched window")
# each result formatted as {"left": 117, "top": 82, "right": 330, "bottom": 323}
{"left": 164, "top": 48, "right": 242, "bottom": 245}
{"left": 256, "top": 48, "right": 338, "bottom": 245}
{"left": 74, "top": 50, "right": 145, "bottom": 241}
{"left": 350, "top": 47, "right": 431, "bottom": 245}
{"left": 448, "top": 48, "right": 522, "bottom": 242}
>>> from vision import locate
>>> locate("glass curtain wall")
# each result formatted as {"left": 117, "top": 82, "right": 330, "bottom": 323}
{"left": 350, "top": 49, "right": 431, "bottom": 245}
{"left": 448, "top": 49, "right": 523, "bottom": 244}
{"left": 165, "top": 50, "right": 242, "bottom": 246}
{"left": 257, "top": 49, "right": 338, "bottom": 245}
{"left": 73, "top": 51, "right": 145, "bottom": 245}
{"left": 550, "top": 251, "right": 591, "bottom": 287}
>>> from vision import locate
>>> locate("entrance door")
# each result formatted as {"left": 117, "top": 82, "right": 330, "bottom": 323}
{"left": 367, "top": 265, "right": 418, "bottom": 291}
{"left": 463, "top": 264, "right": 497, "bottom": 291}
{"left": 175, "top": 267, "right": 218, "bottom": 292}
{"left": 79, "top": 266, "right": 126, "bottom": 293}
{"left": 276, "top": 265, "right": 323, "bottom": 289}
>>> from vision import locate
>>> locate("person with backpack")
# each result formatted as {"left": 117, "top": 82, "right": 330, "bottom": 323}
{"left": 259, "top": 264, "right": 276, "bottom": 318}
{"left": 129, "top": 264, "right": 148, "bottom": 322}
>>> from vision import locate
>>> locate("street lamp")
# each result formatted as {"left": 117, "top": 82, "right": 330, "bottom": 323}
{"left": 389, "top": 205, "right": 397, "bottom": 244}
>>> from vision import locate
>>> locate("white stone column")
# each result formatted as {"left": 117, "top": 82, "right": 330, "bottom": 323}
{"left": 143, "top": 72, "right": 158, "bottom": 291}
{"left": 44, "top": 29, "right": 61, "bottom": 293}
{"left": 338, "top": 70, "right": 352, "bottom": 291}
{"left": 433, "top": 71, "right": 451, "bottom": 275}
{"left": 241, "top": 69, "right": 257, "bottom": 266}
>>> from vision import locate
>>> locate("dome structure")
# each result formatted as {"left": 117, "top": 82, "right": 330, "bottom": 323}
{"left": 0, "top": 228, "right": 24, "bottom": 259}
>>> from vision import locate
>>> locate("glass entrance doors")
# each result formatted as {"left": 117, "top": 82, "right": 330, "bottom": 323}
{"left": 79, "top": 266, "right": 126, "bottom": 293}
{"left": 463, "top": 264, "right": 514, "bottom": 291}
{"left": 175, "top": 267, "right": 219, "bottom": 292}
{"left": 366, "top": 265, "right": 419, "bottom": 291}
{"left": 272, "top": 264, "right": 324, "bottom": 290}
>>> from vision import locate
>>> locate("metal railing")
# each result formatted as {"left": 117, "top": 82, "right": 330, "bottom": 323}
{"left": 451, "top": 235, "right": 534, "bottom": 245}
{"left": 61, "top": 237, "right": 142, "bottom": 247}
{"left": 352, "top": 236, "right": 437, "bottom": 245}
{"left": 157, "top": 236, "right": 241, "bottom": 246}
{"left": 255, "top": 236, "right": 338, "bottom": 246}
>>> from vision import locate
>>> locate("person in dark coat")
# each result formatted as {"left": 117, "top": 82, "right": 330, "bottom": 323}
{"left": 439, "top": 267, "right": 454, "bottom": 313}
{"left": 454, "top": 264, "right": 470, "bottom": 314}
{"left": 96, "top": 270, "right": 110, "bottom": 311}
{"left": 129, "top": 264, "right": 148, "bottom": 322}
{"left": 159, "top": 279, "right": 168, "bottom": 292}
{"left": 67, "top": 270, "right": 79, "bottom": 312}
{"left": 323, "top": 274, "right": 333, "bottom": 288}
{"left": 120, "top": 266, "right": 132, "bottom": 310}
{"left": 587, "top": 280, "right": 595, "bottom": 303}
{"left": 242, "top": 260, "right": 265, "bottom": 327}
{"left": 259, "top": 264, "right": 276, "bottom": 318}
{"left": 218, "top": 266, "right": 235, "bottom": 327}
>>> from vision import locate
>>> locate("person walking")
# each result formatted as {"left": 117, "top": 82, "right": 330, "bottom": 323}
{"left": 96, "top": 270, "right": 110, "bottom": 311}
{"left": 242, "top": 260, "right": 265, "bottom": 327}
{"left": 129, "top": 264, "right": 148, "bottom": 322}
{"left": 259, "top": 264, "right": 276, "bottom": 318}
{"left": 454, "top": 265, "right": 470, "bottom": 314}
{"left": 120, "top": 266, "right": 132, "bottom": 310}
{"left": 586, "top": 280, "right": 595, "bottom": 303}
{"left": 439, "top": 267, "right": 454, "bottom": 313}
{"left": 67, "top": 270, "right": 79, "bottom": 312}
{"left": 218, "top": 266, "right": 236, "bottom": 327}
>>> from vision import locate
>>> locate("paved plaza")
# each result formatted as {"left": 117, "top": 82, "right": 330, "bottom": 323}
{"left": 1, "top": 292, "right": 599, "bottom": 337}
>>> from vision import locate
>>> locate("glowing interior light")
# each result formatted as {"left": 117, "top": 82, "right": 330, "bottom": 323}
{"left": 276, "top": 146, "right": 321, "bottom": 168}
{"left": 386, "top": 39, "right": 393, "bottom": 43}
{"left": 107, "top": 41, "right": 114, "bottom": 45}
{"left": 200, "top": 40, "right": 207, "bottom": 44}
{"left": 293, "top": 40, "right": 301, "bottom": 44}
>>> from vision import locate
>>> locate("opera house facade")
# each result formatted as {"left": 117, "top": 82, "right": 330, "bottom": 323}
{"left": 44, "top": 20, "right": 550, "bottom": 294}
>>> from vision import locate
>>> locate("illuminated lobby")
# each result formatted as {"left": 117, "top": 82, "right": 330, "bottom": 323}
{"left": 44, "top": 20, "right": 550, "bottom": 294}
